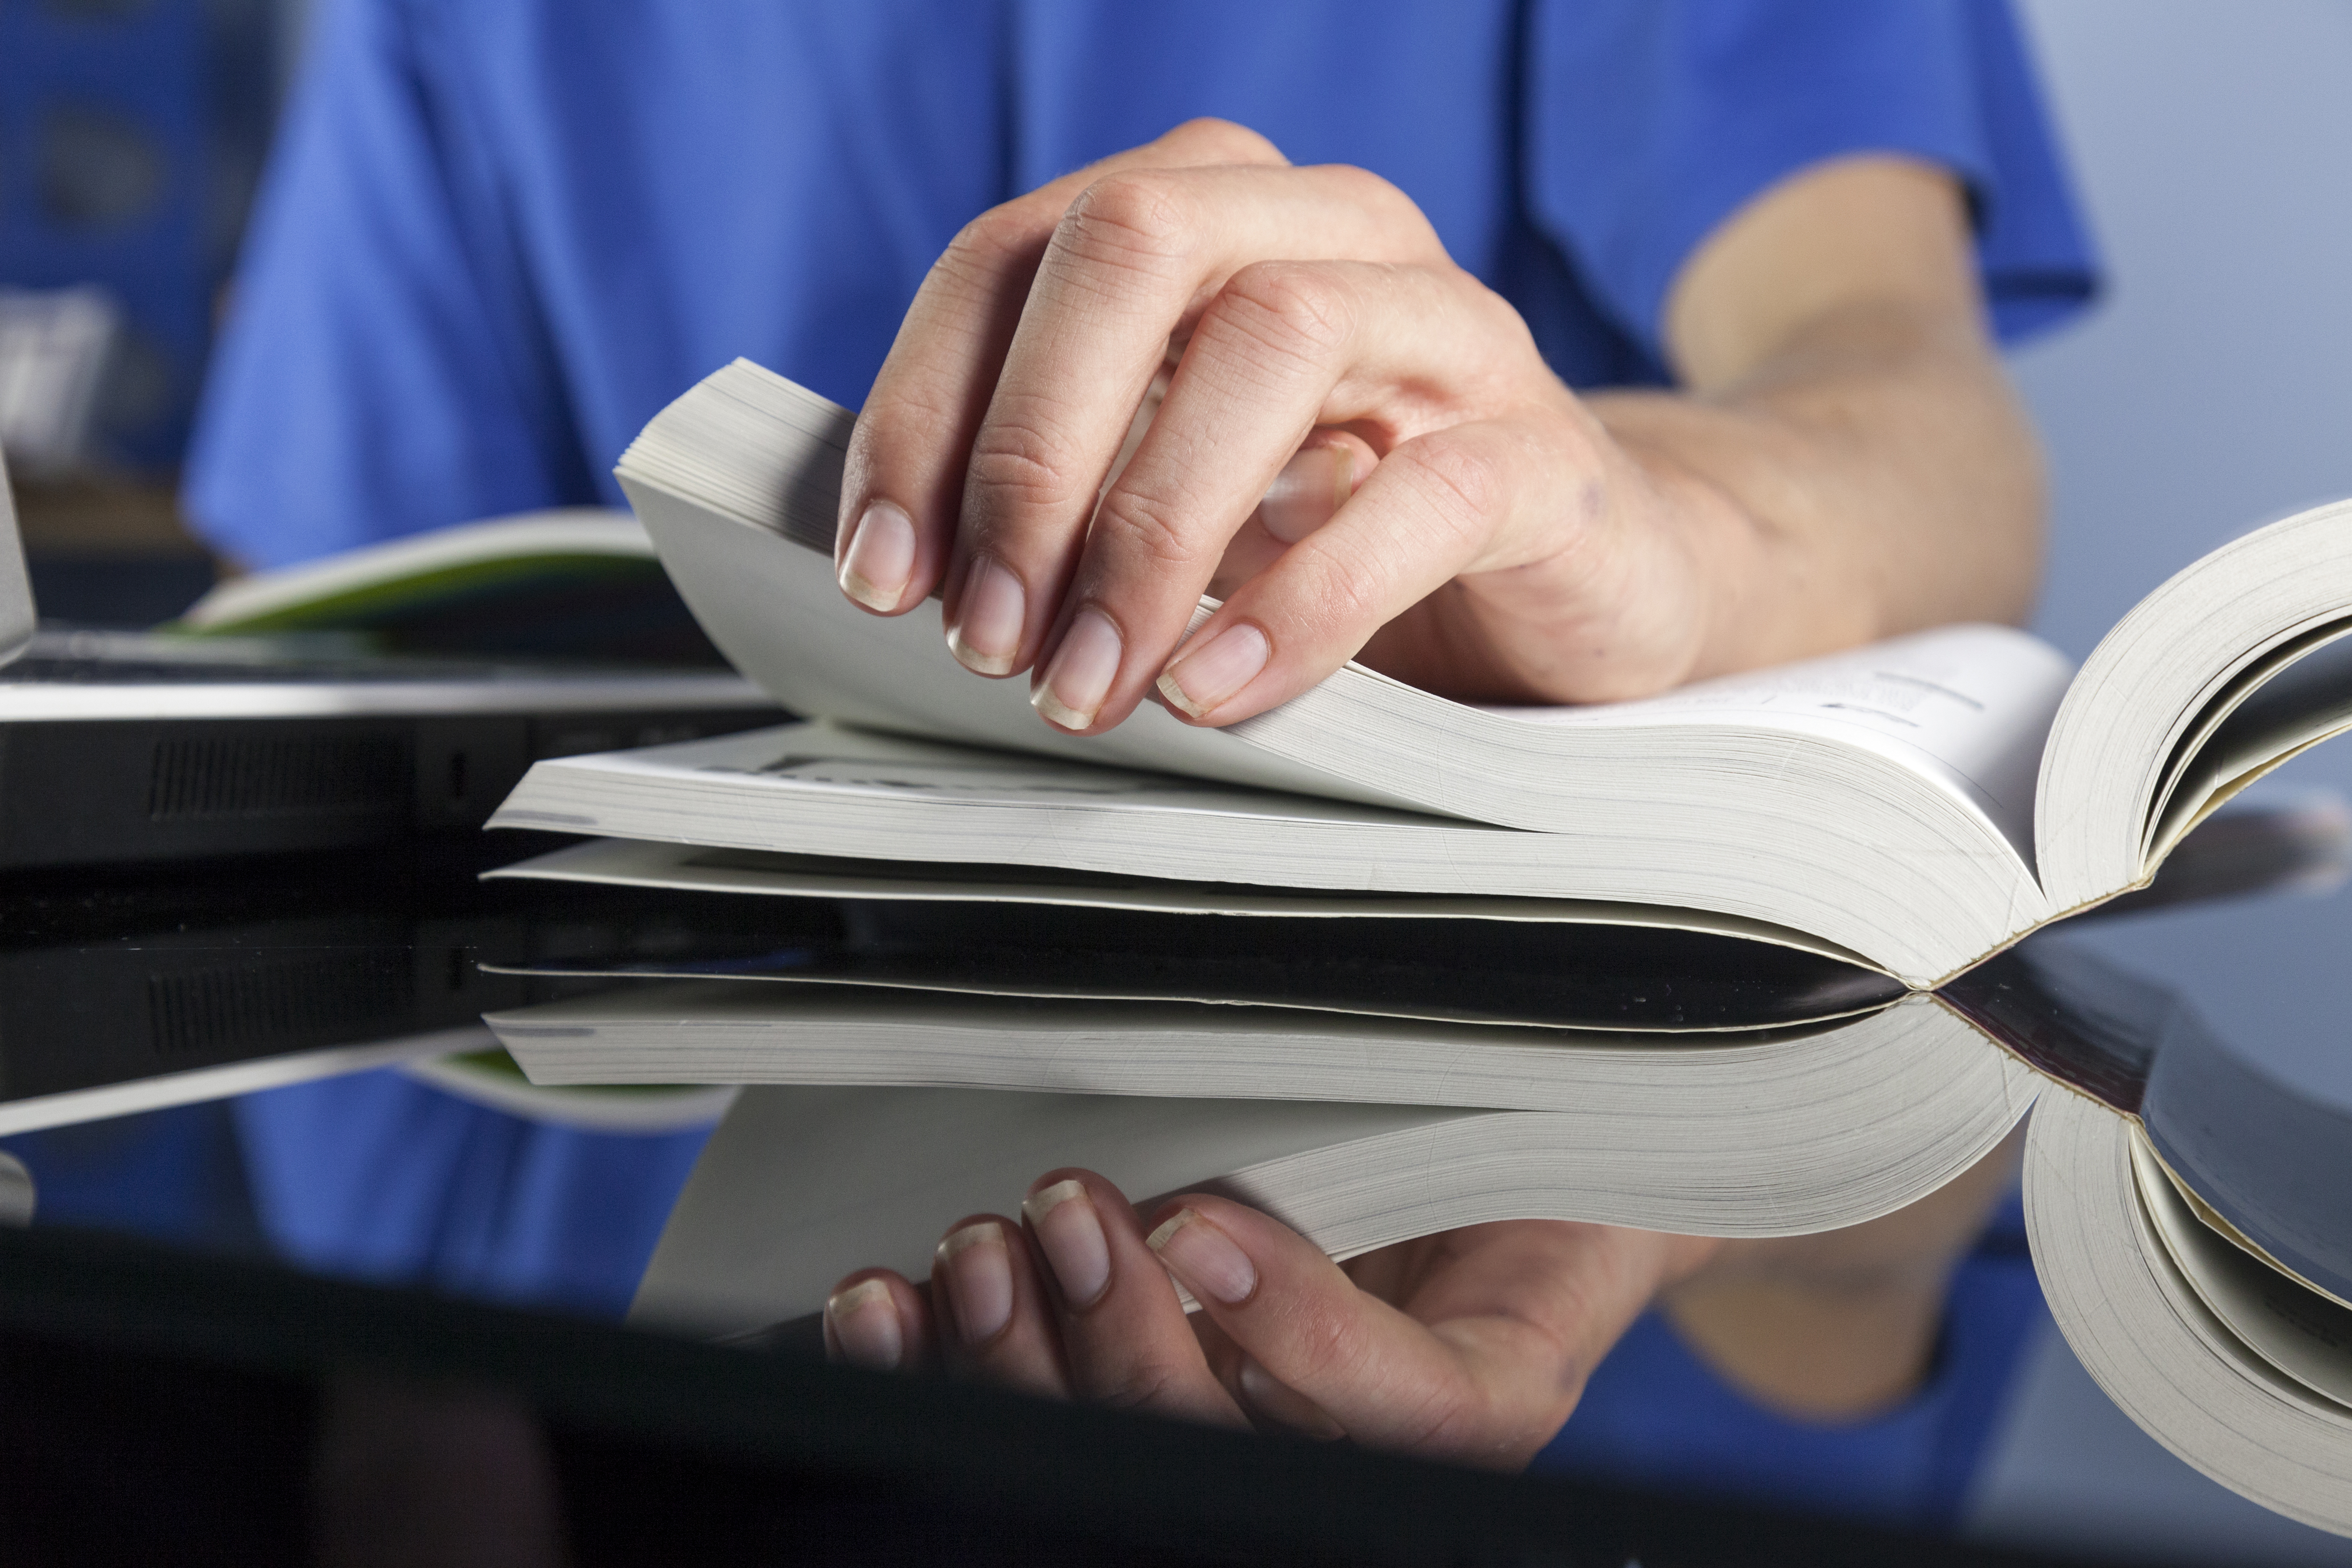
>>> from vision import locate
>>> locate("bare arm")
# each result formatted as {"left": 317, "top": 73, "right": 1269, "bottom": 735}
{"left": 1362, "top": 154, "right": 2043, "bottom": 699}
{"left": 1663, "top": 1127, "right": 2025, "bottom": 1418}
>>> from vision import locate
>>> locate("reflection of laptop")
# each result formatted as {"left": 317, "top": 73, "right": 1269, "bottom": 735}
{"left": 0, "top": 837, "right": 835, "bottom": 1135}
{"left": 0, "top": 450, "right": 782, "bottom": 869}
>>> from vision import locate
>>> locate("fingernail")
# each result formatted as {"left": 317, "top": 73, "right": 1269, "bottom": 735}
{"left": 839, "top": 501, "right": 917, "bottom": 611}
{"left": 1156, "top": 624, "right": 1269, "bottom": 720}
{"left": 1145, "top": 1207, "right": 1256, "bottom": 1305}
{"left": 1258, "top": 446, "right": 1355, "bottom": 544}
{"left": 936, "top": 1221, "right": 1015, "bottom": 1344}
{"left": 826, "top": 1278, "right": 903, "bottom": 1371}
{"left": 946, "top": 557, "right": 1025, "bottom": 675}
{"left": 1022, "top": 1179, "right": 1111, "bottom": 1306}
{"left": 1030, "top": 610, "right": 1123, "bottom": 731}
{"left": 1238, "top": 1354, "right": 1346, "bottom": 1440}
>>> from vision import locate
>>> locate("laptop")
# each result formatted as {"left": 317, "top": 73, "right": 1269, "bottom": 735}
{"left": 0, "top": 451, "right": 783, "bottom": 869}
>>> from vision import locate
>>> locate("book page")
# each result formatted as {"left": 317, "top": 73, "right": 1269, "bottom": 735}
{"left": 1480, "top": 627, "right": 2073, "bottom": 864}
{"left": 550, "top": 717, "right": 1468, "bottom": 825}
{"left": 0, "top": 455, "right": 31, "bottom": 669}
{"left": 625, "top": 468, "right": 1433, "bottom": 813}
{"left": 619, "top": 363, "right": 2071, "bottom": 848}
{"left": 178, "top": 509, "right": 651, "bottom": 629}
{"left": 2035, "top": 498, "right": 2352, "bottom": 916}
{"left": 479, "top": 883, "right": 1901, "bottom": 1032}
{"left": 2146, "top": 621, "right": 2352, "bottom": 863}
{"left": 486, "top": 832, "right": 1876, "bottom": 965}
{"left": 2133, "top": 1131, "right": 2352, "bottom": 1411}
{"left": 633, "top": 1084, "right": 1482, "bottom": 1332}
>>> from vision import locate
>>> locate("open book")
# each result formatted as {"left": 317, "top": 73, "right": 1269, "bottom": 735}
{"left": 492, "top": 359, "right": 2352, "bottom": 985}
{"left": 176, "top": 508, "right": 727, "bottom": 666}
{"left": 480, "top": 360, "right": 2352, "bottom": 1533}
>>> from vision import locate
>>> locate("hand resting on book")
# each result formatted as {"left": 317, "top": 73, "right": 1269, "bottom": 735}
{"left": 823, "top": 1139, "right": 2021, "bottom": 1464}
{"left": 832, "top": 118, "right": 2040, "bottom": 733}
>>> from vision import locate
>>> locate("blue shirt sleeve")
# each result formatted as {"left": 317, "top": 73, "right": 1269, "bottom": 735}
{"left": 1524, "top": 0, "right": 2098, "bottom": 370}
{"left": 181, "top": 0, "right": 600, "bottom": 569}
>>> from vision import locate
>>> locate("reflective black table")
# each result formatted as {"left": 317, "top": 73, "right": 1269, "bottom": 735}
{"left": 3, "top": 806, "right": 2347, "bottom": 1566}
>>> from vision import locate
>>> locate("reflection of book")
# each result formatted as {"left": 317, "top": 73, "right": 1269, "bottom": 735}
{"left": 481, "top": 361, "right": 2352, "bottom": 1531}
{"left": 491, "top": 941, "right": 2352, "bottom": 1534}
{"left": 2013, "top": 960, "right": 2352, "bottom": 1537}
{"left": 178, "top": 509, "right": 729, "bottom": 666}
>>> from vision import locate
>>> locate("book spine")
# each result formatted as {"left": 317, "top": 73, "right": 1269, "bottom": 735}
{"left": 1935, "top": 945, "right": 2158, "bottom": 1114}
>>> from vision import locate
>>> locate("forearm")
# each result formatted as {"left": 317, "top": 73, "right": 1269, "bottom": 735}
{"left": 1588, "top": 298, "right": 2044, "bottom": 683}
{"left": 1367, "top": 153, "right": 2047, "bottom": 702}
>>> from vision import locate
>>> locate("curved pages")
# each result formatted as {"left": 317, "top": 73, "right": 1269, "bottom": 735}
{"left": 2026, "top": 1090, "right": 2352, "bottom": 1537}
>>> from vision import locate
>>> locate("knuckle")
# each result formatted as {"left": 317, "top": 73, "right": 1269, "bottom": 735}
{"left": 857, "top": 378, "right": 961, "bottom": 453}
{"left": 1395, "top": 435, "right": 1510, "bottom": 540}
{"left": 1393, "top": 1384, "right": 1490, "bottom": 1455}
{"left": 1062, "top": 171, "right": 1200, "bottom": 267}
{"left": 1095, "top": 1359, "right": 1196, "bottom": 1413}
{"left": 1299, "top": 535, "right": 1392, "bottom": 628}
{"left": 1323, "top": 164, "right": 1441, "bottom": 252}
{"left": 1217, "top": 262, "right": 1360, "bottom": 360}
{"left": 1160, "top": 116, "right": 1285, "bottom": 167}
{"left": 941, "top": 204, "right": 1041, "bottom": 281}
{"left": 1093, "top": 484, "right": 1206, "bottom": 573}
{"left": 1276, "top": 1295, "right": 1377, "bottom": 1389}
{"left": 966, "top": 407, "right": 1090, "bottom": 513}
{"left": 1325, "top": 162, "right": 1408, "bottom": 213}
{"left": 1063, "top": 173, "right": 1214, "bottom": 282}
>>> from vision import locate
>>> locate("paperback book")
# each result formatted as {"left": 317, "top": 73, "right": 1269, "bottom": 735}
{"left": 479, "top": 361, "right": 2352, "bottom": 1532}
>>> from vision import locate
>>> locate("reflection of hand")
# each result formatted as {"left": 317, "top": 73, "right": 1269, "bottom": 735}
{"left": 834, "top": 118, "right": 1742, "bottom": 735}
{"left": 822, "top": 1168, "right": 1713, "bottom": 1469}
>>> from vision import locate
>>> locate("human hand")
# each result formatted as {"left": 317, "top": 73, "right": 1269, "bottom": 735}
{"left": 821, "top": 1168, "right": 1713, "bottom": 1469}
{"left": 834, "top": 118, "right": 1755, "bottom": 732}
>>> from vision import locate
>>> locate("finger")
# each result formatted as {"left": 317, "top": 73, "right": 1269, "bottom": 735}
{"left": 1025, "top": 262, "right": 1524, "bottom": 738}
{"left": 822, "top": 1268, "right": 938, "bottom": 1374}
{"left": 1232, "top": 1354, "right": 1349, "bottom": 1441}
{"left": 1200, "top": 431, "right": 1377, "bottom": 600}
{"left": 927, "top": 1213, "right": 1072, "bottom": 1400}
{"left": 1143, "top": 1197, "right": 1568, "bottom": 1464}
{"left": 839, "top": 119, "right": 1289, "bottom": 617}
{"left": 1016, "top": 1171, "right": 1248, "bottom": 1429}
{"left": 943, "top": 165, "right": 1449, "bottom": 680}
{"left": 1156, "top": 403, "right": 1639, "bottom": 725}
{"left": 1256, "top": 430, "right": 1379, "bottom": 545}
{"left": 1173, "top": 1311, "right": 1344, "bottom": 1439}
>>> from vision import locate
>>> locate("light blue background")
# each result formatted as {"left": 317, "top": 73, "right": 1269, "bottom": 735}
{"left": 1968, "top": 3, "right": 2352, "bottom": 1560}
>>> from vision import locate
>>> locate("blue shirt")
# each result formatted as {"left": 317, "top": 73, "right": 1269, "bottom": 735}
{"left": 1530, "top": 1190, "right": 2048, "bottom": 1530}
{"left": 177, "top": 0, "right": 2098, "bottom": 1529}
{"left": 185, "top": 0, "right": 2094, "bottom": 567}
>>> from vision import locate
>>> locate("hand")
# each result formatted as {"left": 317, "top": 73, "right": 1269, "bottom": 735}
{"left": 821, "top": 1168, "right": 1713, "bottom": 1469}
{"left": 835, "top": 118, "right": 1758, "bottom": 733}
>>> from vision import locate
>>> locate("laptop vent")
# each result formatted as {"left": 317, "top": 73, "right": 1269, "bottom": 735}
{"left": 146, "top": 735, "right": 409, "bottom": 820}
{"left": 147, "top": 954, "right": 408, "bottom": 1057}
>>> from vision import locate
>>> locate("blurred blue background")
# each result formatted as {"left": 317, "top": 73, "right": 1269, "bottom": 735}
{"left": 0, "top": 0, "right": 297, "bottom": 620}
{"left": 0, "top": 0, "right": 285, "bottom": 472}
